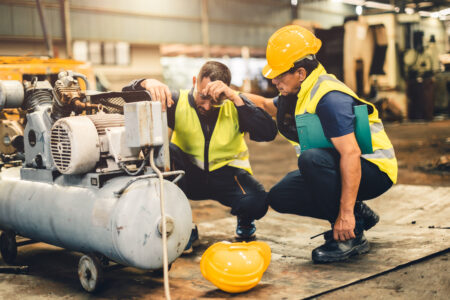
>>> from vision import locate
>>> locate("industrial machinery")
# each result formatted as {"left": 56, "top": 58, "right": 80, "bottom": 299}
{"left": 0, "top": 55, "right": 98, "bottom": 167}
{"left": 0, "top": 71, "right": 192, "bottom": 292}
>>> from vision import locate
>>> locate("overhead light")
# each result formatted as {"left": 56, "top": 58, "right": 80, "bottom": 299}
{"left": 418, "top": 8, "right": 450, "bottom": 19}
{"left": 418, "top": 11, "right": 431, "bottom": 17}
{"left": 405, "top": 7, "right": 414, "bottom": 15}
{"left": 356, "top": 5, "right": 363, "bottom": 15}
{"left": 439, "top": 8, "right": 450, "bottom": 16}
{"left": 365, "top": 1, "right": 394, "bottom": 10}
{"left": 291, "top": 0, "right": 298, "bottom": 5}
{"left": 338, "top": 0, "right": 364, "bottom": 5}
{"left": 337, "top": 0, "right": 396, "bottom": 11}
{"left": 431, "top": 12, "right": 440, "bottom": 19}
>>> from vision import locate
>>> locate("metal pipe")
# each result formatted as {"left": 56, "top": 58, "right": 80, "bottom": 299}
{"left": 113, "top": 170, "right": 184, "bottom": 197}
{"left": 161, "top": 111, "right": 171, "bottom": 172}
{"left": 149, "top": 148, "right": 171, "bottom": 300}
{"left": 201, "top": 0, "right": 210, "bottom": 58}
{"left": 60, "top": 0, "right": 72, "bottom": 59}
{"left": 35, "top": 0, "right": 54, "bottom": 58}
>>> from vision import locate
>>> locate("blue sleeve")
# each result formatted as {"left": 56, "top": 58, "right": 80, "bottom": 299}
{"left": 316, "top": 91, "right": 357, "bottom": 139}
{"left": 273, "top": 96, "right": 279, "bottom": 107}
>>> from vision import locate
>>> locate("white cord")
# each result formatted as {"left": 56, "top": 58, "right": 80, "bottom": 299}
{"left": 149, "top": 147, "right": 171, "bottom": 300}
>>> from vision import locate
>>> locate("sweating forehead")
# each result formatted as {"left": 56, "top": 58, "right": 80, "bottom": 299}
{"left": 197, "top": 76, "right": 211, "bottom": 88}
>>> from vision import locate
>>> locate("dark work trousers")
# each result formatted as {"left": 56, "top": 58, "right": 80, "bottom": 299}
{"left": 268, "top": 148, "right": 393, "bottom": 223}
{"left": 170, "top": 143, "right": 268, "bottom": 221}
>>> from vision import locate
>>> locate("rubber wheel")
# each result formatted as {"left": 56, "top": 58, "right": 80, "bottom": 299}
{"left": 78, "top": 254, "right": 104, "bottom": 293}
{"left": 0, "top": 231, "right": 17, "bottom": 264}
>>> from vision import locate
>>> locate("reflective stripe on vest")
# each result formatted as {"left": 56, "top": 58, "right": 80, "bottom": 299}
{"left": 171, "top": 90, "right": 252, "bottom": 174}
{"left": 279, "top": 131, "right": 301, "bottom": 157}
{"left": 293, "top": 64, "right": 398, "bottom": 183}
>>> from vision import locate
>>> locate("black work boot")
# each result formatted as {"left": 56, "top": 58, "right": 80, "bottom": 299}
{"left": 235, "top": 217, "right": 256, "bottom": 241}
{"left": 311, "top": 221, "right": 370, "bottom": 263}
{"left": 355, "top": 201, "right": 380, "bottom": 230}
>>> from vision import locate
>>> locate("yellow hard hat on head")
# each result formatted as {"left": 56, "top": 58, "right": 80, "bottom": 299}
{"left": 200, "top": 241, "right": 271, "bottom": 293}
{"left": 262, "top": 25, "right": 322, "bottom": 79}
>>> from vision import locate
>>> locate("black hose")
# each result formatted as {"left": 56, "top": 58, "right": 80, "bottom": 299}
{"left": 119, "top": 153, "right": 148, "bottom": 176}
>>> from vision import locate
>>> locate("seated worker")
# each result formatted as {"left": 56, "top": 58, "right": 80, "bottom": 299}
{"left": 123, "top": 61, "right": 277, "bottom": 250}
{"left": 245, "top": 25, "right": 397, "bottom": 263}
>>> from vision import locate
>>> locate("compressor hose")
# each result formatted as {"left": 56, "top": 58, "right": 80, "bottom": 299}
{"left": 149, "top": 147, "right": 171, "bottom": 300}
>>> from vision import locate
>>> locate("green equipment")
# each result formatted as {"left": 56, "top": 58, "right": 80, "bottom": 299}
{"left": 296, "top": 105, "right": 373, "bottom": 154}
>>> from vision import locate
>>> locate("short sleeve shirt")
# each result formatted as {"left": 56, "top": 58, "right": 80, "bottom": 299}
{"left": 273, "top": 91, "right": 358, "bottom": 141}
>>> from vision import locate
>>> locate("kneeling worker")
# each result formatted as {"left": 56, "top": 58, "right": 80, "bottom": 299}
{"left": 246, "top": 25, "right": 398, "bottom": 263}
{"left": 123, "top": 61, "right": 277, "bottom": 250}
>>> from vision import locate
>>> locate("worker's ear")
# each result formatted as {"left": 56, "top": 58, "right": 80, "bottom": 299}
{"left": 297, "top": 68, "right": 307, "bottom": 82}
{"left": 192, "top": 76, "right": 197, "bottom": 87}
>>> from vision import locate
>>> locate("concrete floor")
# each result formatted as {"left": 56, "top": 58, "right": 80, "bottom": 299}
{"left": 0, "top": 121, "right": 449, "bottom": 299}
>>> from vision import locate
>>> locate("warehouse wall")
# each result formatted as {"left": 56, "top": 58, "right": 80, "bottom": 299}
{"left": 297, "top": 1, "right": 353, "bottom": 29}
{"left": 0, "top": 0, "right": 353, "bottom": 47}
{"left": 0, "top": 0, "right": 291, "bottom": 47}
{"left": 0, "top": 0, "right": 350, "bottom": 90}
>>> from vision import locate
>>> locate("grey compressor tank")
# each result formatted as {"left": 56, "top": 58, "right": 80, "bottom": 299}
{"left": 0, "top": 73, "right": 193, "bottom": 293}
{"left": 0, "top": 166, "right": 192, "bottom": 270}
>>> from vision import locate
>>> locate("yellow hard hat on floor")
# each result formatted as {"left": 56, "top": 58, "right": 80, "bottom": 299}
{"left": 262, "top": 25, "right": 322, "bottom": 79}
{"left": 200, "top": 241, "right": 271, "bottom": 293}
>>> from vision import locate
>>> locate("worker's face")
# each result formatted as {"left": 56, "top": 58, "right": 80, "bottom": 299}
{"left": 271, "top": 68, "right": 306, "bottom": 96}
{"left": 193, "top": 76, "right": 220, "bottom": 116}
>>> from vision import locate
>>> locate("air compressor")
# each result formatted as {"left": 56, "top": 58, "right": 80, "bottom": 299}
{"left": 0, "top": 71, "right": 192, "bottom": 292}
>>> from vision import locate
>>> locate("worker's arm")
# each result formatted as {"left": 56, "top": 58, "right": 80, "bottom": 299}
{"left": 236, "top": 94, "right": 277, "bottom": 141}
{"left": 203, "top": 81, "right": 277, "bottom": 141}
{"left": 316, "top": 91, "right": 361, "bottom": 242}
{"left": 330, "top": 133, "right": 361, "bottom": 241}
{"left": 122, "top": 78, "right": 174, "bottom": 111}
{"left": 122, "top": 79, "right": 178, "bottom": 129}
{"left": 242, "top": 93, "right": 278, "bottom": 118}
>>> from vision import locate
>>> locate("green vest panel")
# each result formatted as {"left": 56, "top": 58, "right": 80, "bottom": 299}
{"left": 293, "top": 65, "right": 398, "bottom": 183}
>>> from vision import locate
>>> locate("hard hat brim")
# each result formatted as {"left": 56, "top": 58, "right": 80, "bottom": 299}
{"left": 262, "top": 64, "right": 288, "bottom": 80}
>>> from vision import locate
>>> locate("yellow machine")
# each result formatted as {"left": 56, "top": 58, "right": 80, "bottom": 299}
{"left": 0, "top": 56, "right": 95, "bottom": 156}
{"left": 0, "top": 56, "right": 95, "bottom": 87}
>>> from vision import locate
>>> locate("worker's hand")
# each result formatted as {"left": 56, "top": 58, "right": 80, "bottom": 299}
{"left": 333, "top": 210, "right": 356, "bottom": 242}
{"left": 202, "top": 81, "right": 244, "bottom": 106}
{"left": 141, "top": 79, "right": 174, "bottom": 111}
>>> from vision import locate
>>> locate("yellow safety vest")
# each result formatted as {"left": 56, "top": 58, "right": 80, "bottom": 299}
{"left": 171, "top": 90, "right": 252, "bottom": 174}
{"left": 290, "top": 64, "right": 397, "bottom": 183}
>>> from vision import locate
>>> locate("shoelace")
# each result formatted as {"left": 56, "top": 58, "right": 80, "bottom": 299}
{"left": 310, "top": 230, "right": 333, "bottom": 240}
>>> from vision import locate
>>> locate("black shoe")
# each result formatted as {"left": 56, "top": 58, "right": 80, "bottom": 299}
{"left": 355, "top": 201, "right": 380, "bottom": 231}
{"left": 183, "top": 225, "right": 199, "bottom": 254}
{"left": 312, "top": 230, "right": 370, "bottom": 263}
{"left": 235, "top": 217, "right": 256, "bottom": 241}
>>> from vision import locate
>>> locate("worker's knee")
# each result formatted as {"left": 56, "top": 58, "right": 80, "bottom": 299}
{"left": 267, "top": 183, "right": 290, "bottom": 214}
{"left": 298, "top": 148, "right": 337, "bottom": 174}
{"left": 231, "top": 191, "right": 268, "bottom": 220}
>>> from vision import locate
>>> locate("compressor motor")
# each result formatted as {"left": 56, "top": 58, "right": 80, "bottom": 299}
{"left": 0, "top": 70, "right": 168, "bottom": 183}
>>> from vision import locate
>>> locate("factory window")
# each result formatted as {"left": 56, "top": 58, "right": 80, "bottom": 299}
{"left": 73, "top": 41, "right": 130, "bottom": 66}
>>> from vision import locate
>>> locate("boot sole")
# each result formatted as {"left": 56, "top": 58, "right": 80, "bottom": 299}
{"left": 312, "top": 239, "right": 370, "bottom": 263}
{"left": 235, "top": 234, "right": 256, "bottom": 242}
